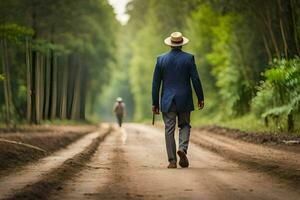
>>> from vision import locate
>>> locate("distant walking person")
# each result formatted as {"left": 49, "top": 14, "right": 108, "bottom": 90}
{"left": 113, "top": 97, "right": 126, "bottom": 127}
{"left": 152, "top": 32, "right": 204, "bottom": 168}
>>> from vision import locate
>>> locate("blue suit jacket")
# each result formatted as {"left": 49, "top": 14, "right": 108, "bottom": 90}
{"left": 152, "top": 48, "right": 204, "bottom": 112}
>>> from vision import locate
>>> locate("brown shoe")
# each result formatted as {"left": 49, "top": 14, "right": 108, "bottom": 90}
{"left": 167, "top": 163, "right": 177, "bottom": 168}
{"left": 177, "top": 149, "right": 189, "bottom": 168}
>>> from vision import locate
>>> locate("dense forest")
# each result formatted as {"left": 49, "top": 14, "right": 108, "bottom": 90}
{"left": 0, "top": 0, "right": 118, "bottom": 124}
{"left": 99, "top": 0, "right": 300, "bottom": 133}
{"left": 1, "top": 0, "right": 300, "bottom": 133}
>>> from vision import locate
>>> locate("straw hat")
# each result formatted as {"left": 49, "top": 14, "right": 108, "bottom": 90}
{"left": 164, "top": 32, "right": 189, "bottom": 47}
{"left": 116, "top": 97, "right": 123, "bottom": 102}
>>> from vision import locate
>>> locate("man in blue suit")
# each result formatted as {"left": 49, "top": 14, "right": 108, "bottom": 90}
{"left": 152, "top": 32, "right": 204, "bottom": 168}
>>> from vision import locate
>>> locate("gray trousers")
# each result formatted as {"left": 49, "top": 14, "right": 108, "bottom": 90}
{"left": 162, "top": 103, "right": 191, "bottom": 164}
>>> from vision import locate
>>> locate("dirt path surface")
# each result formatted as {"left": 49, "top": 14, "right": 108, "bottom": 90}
{"left": 0, "top": 125, "right": 97, "bottom": 174}
{"left": 44, "top": 123, "right": 300, "bottom": 200}
{"left": 0, "top": 125, "right": 110, "bottom": 200}
{"left": 191, "top": 130, "right": 300, "bottom": 187}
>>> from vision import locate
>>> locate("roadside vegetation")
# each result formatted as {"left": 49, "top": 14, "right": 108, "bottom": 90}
{"left": 100, "top": 0, "right": 300, "bottom": 134}
{"left": 0, "top": 0, "right": 299, "bottom": 134}
{"left": 0, "top": 0, "right": 118, "bottom": 125}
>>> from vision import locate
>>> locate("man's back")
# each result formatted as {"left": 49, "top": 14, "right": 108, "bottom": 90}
{"left": 113, "top": 102, "right": 125, "bottom": 116}
{"left": 159, "top": 49, "right": 192, "bottom": 86}
{"left": 152, "top": 48, "right": 204, "bottom": 113}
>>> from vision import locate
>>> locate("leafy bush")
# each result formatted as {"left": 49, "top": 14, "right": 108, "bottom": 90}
{"left": 205, "top": 12, "right": 254, "bottom": 116}
{"left": 252, "top": 58, "right": 300, "bottom": 131}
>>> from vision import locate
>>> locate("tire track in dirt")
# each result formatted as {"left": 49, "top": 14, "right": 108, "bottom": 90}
{"left": 191, "top": 130, "right": 300, "bottom": 190}
{"left": 92, "top": 124, "right": 300, "bottom": 200}
{"left": 48, "top": 128, "right": 132, "bottom": 200}
{"left": 194, "top": 130, "right": 300, "bottom": 166}
{"left": 50, "top": 123, "right": 299, "bottom": 200}
{"left": 0, "top": 124, "right": 111, "bottom": 200}
{"left": 9, "top": 123, "right": 300, "bottom": 200}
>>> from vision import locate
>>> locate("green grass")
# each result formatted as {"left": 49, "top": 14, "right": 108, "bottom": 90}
{"left": 0, "top": 123, "right": 7, "bottom": 128}
{"left": 192, "top": 113, "right": 300, "bottom": 134}
{"left": 41, "top": 119, "right": 95, "bottom": 125}
{"left": 0, "top": 119, "right": 96, "bottom": 129}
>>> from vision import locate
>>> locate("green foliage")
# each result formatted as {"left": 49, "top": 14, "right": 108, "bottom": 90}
{"left": 1, "top": 0, "right": 300, "bottom": 133}
{"left": 187, "top": 5, "right": 256, "bottom": 117}
{"left": 32, "top": 39, "right": 68, "bottom": 54}
{"left": 129, "top": 18, "right": 165, "bottom": 120}
{"left": 114, "top": 0, "right": 300, "bottom": 134}
{"left": 0, "top": 0, "right": 118, "bottom": 123}
{"left": 97, "top": 27, "right": 135, "bottom": 121}
{"left": 0, "top": 23, "right": 34, "bottom": 44}
{"left": 252, "top": 58, "right": 300, "bottom": 131}
{"left": 123, "top": 0, "right": 199, "bottom": 121}
{"left": 186, "top": 5, "right": 219, "bottom": 116}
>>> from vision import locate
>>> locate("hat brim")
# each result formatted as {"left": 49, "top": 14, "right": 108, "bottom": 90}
{"left": 164, "top": 36, "right": 189, "bottom": 47}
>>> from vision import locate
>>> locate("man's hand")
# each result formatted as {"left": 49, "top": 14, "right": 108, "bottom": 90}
{"left": 152, "top": 106, "right": 160, "bottom": 114}
{"left": 198, "top": 100, "right": 204, "bottom": 110}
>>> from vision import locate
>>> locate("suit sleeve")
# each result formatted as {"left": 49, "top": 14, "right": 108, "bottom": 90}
{"left": 152, "top": 57, "right": 162, "bottom": 107}
{"left": 190, "top": 55, "right": 204, "bottom": 101}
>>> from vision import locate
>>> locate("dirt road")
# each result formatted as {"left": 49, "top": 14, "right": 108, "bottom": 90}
{"left": 1, "top": 123, "right": 299, "bottom": 200}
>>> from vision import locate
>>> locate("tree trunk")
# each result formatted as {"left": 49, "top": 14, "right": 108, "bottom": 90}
{"left": 29, "top": 3, "right": 38, "bottom": 124}
{"left": 1, "top": 38, "right": 14, "bottom": 125}
{"left": 265, "top": 10, "right": 281, "bottom": 59}
{"left": 50, "top": 52, "right": 58, "bottom": 120}
{"left": 277, "top": 0, "right": 288, "bottom": 58}
{"left": 285, "top": 0, "right": 299, "bottom": 57}
{"left": 43, "top": 50, "right": 51, "bottom": 119}
{"left": 31, "top": 50, "right": 37, "bottom": 124}
{"left": 1, "top": 39, "right": 10, "bottom": 124}
{"left": 80, "top": 66, "right": 87, "bottom": 120}
{"left": 26, "top": 38, "right": 32, "bottom": 123}
{"left": 289, "top": 0, "right": 300, "bottom": 55}
{"left": 287, "top": 113, "right": 294, "bottom": 132}
{"left": 39, "top": 53, "right": 45, "bottom": 121}
{"left": 263, "top": 35, "right": 272, "bottom": 62}
{"left": 66, "top": 54, "right": 76, "bottom": 119}
{"left": 60, "top": 57, "right": 68, "bottom": 119}
{"left": 71, "top": 63, "right": 82, "bottom": 120}
{"left": 35, "top": 52, "right": 41, "bottom": 124}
